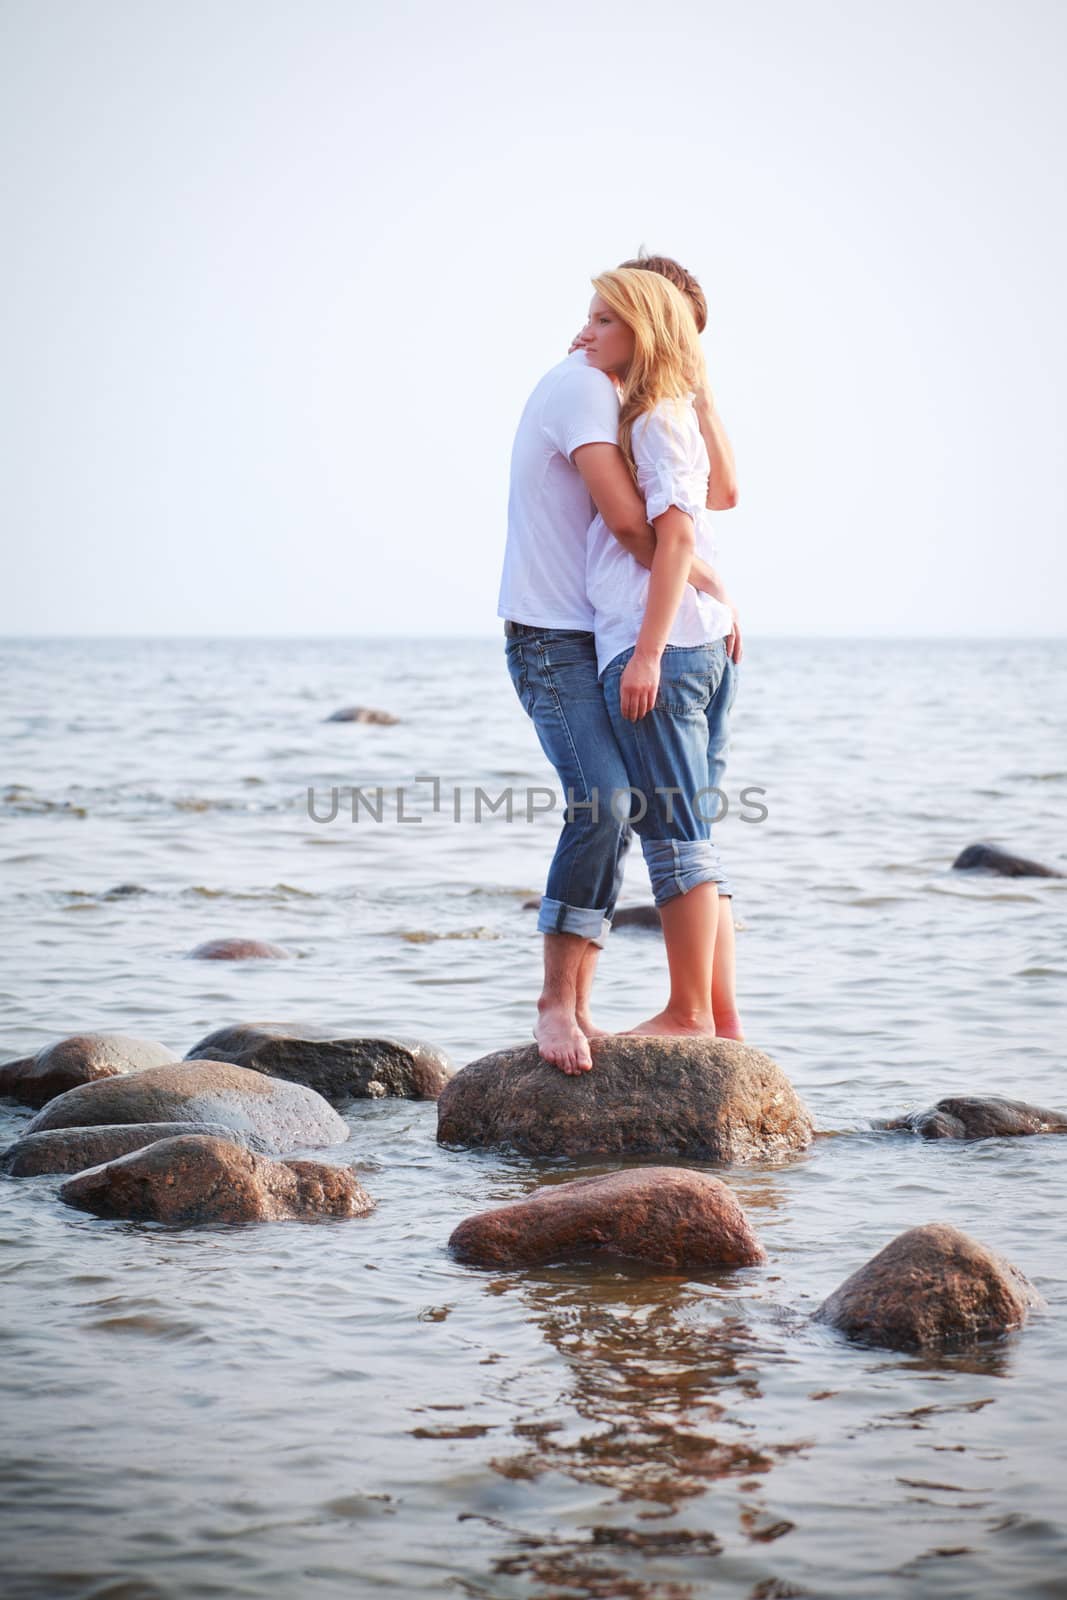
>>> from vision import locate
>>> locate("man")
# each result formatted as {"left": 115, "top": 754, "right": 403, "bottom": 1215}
{"left": 499, "top": 253, "right": 740, "bottom": 1075}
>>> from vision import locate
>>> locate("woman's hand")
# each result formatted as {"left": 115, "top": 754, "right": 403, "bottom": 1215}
{"left": 620, "top": 649, "right": 661, "bottom": 721}
{"left": 726, "top": 605, "right": 744, "bottom": 664}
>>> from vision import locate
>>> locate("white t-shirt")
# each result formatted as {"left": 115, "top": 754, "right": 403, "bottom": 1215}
{"left": 498, "top": 352, "right": 620, "bottom": 629}
{"left": 586, "top": 396, "right": 734, "bottom": 676}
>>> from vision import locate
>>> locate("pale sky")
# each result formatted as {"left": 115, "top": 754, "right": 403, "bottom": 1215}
{"left": 2, "top": 0, "right": 1065, "bottom": 637}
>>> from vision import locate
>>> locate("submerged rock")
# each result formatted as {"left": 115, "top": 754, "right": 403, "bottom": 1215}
{"left": 814, "top": 1223, "right": 1043, "bottom": 1351}
{"left": 59, "top": 1134, "right": 373, "bottom": 1224}
{"left": 186, "top": 939, "right": 291, "bottom": 960}
{"left": 449, "top": 1167, "right": 765, "bottom": 1270}
{"left": 184, "top": 1021, "right": 452, "bottom": 1102}
{"left": 951, "top": 842, "right": 1063, "bottom": 879}
{"left": 884, "top": 1096, "right": 1067, "bottom": 1140}
{"left": 0, "top": 1033, "right": 177, "bottom": 1108}
{"left": 325, "top": 706, "right": 399, "bottom": 725}
{"left": 437, "top": 1036, "right": 813, "bottom": 1161}
{"left": 26, "top": 1059, "right": 350, "bottom": 1153}
{"left": 1, "top": 1121, "right": 274, "bottom": 1177}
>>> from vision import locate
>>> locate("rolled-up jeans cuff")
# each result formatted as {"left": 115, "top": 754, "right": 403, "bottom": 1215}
{"left": 536, "top": 897, "right": 612, "bottom": 948}
{"left": 642, "top": 839, "right": 732, "bottom": 906}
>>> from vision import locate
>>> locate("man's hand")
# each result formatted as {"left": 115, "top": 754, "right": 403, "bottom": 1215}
{"left": 569, "top": 327, "right": 592, "bottom": 355}
{"left": 620, "top": 649, "right": 660, "bottom": 721}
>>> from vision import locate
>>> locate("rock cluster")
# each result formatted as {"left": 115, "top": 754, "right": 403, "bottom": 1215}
{"left": 885, "top": 1096, "right": 1067, "bottom": 1140}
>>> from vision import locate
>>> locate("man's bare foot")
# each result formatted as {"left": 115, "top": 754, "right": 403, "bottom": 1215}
{"left": 576, "top": 1014, "right": 610, "bottom": 1040}
{"left": 535, "top": 1004, "right": 593, "bottom": 1073}
{"left": 714, "top": 1010, "right": 745, "bottom": 1041}
{"left": 626, "top": 1008, "right": 717, "bottom": 1038}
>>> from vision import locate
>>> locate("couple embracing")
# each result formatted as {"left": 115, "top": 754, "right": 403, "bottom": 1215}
{"left": 499, "top": 252, "right": 744, "bottom": 1075}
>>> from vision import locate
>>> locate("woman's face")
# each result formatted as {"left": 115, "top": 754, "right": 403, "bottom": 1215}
{"left": 580, "top": 293, "right": 635, "bottom": 380}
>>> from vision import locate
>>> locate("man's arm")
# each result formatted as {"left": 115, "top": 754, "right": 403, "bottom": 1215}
{"left": 693, "top": 384, "right": 738, "bottom": 511}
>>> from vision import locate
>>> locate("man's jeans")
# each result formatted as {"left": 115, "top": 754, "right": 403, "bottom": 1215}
{"left": 602, "top": 639, "right": 737, "bottom": 907}
{"left": 505, "top": 625, "right": 631, "bottom": 947}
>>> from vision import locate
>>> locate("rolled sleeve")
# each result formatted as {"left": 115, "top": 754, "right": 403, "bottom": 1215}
{"left": 634, "top": 404, "right": 703, "bottom": 522}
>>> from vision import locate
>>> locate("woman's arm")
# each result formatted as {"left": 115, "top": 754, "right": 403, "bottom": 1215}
{"left": 693, "top": 384, "right": 738, "bottom": 511}
{"left": 618, "top": 505, "right": 695, "bottom": 721}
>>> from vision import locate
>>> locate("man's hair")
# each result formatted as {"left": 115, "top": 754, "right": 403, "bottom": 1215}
{"left": 617, "top": 251, "right": 708, "bottom": 334}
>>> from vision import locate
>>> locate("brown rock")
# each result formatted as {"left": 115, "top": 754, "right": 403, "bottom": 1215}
{"left": 186, "top": 939, "right": 291, "bottom": 960}
{"left": 25, "top": 1059, "right": 350, "bottom": 1153}
{"left": 0, "top": 1033, "right": 177, "bottom": 1108}
{"left": 1, "top": 1121, "right": 274, "bottom": 1177}
{"left": 951, "top": 842, "right": 1063, "bottom": 879}
{"left": 184, "top": 1020, "right": 452, "bottom": 1101}
{"left": 59, "top": 1134, "right": 374, "bottom": 1224}
{"left": 884, "top": 1096, "right": 1067, "bottom": 1140}
{"left": 814, "top": 1223, "right": 1044, "bottom": 1351}
{"left": 449, "top": 1167, "right": 765, "bottom": 1269}
{"left": 437, "top": 1036, "right": 813, "bottom": 1161}
{"left": 325, "top": 706, "right": 399, "bottom": 725}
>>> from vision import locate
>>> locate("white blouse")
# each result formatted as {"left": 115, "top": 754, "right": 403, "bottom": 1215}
{"left": 586, "top": 395, "right": 734, "bottom": 677}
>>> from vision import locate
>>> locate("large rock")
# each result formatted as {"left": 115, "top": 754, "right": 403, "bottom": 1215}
{"left": 449, "top": 1167, "right": 765, "bottom": 1269}
{"left": 184, "top": 1021, "right": 452, "bottom": 1102}
{"left": 59, "top": 1135, "right": 374, "bottom": 1224}
{"left": 437, "top": 1037, "right": 813, "bottom": 1160}
{"left": 1, "top": 1121, "right": 275, "bottom": 1178}
{"left": 814, "top": 1224, "right": 1043, "bottom": 1351}
{"left": 884, "top": 1096, "right": 1067, "bottom": 1140}
{"left": 25, "top": 1059, "right": 349, "bottom": 1153}
{"left": 0, "top": 1033, "right": 177, "bottom": 1108}
{"left": 952, "top": 842, "right": 1063, "bottom": 879}
{"left": 325, "top": 705, "right": 398, "bottom": 725}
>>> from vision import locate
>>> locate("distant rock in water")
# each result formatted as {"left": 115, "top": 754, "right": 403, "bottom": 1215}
{"left": 184, "top": 1021, "right": 452, "bottom": 1102}
{"left": 883, "top": 1096, "right": 1067, "bottom": 1140}
{"left": 0, "top": 1033, "right": 177, "bottom": 1108}
{"left": 521, "top": 896, "right": 660, "bottom": 929}
{"left": 449, "top": 1167, "right": 765, "bottom": 1270}
{"left": 26, "top": 1059, "right": 350, "bottom": 1153}
{"left": 814, "top": 1223, "right": 1043, "bottom": 1351}
{"left": 437, "top": 1037, "right": 813, "bottom": 1161}
{"left": 185, "top": 939, "right": 291, "bottom": 960}
{"left": 1, "top": 1121, "right": 275, "bottom": 1177}
{"left": 325, "top": 706, "right": 399, "bottom": 725}
{"left": 59, "top": 1134, "right": 374, "bottom": 1224}
{"left": 613, "top": 905, "right": 662, "bottom": 930}
{"left": 102, "top": 883, "right": 149, "bottom": 899}
{"left": 951, "top": 842, "right": 1064, "bottom": 879}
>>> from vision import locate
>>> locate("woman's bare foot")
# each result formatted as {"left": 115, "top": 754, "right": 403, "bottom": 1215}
{"left": 713, "top": 1010, "right": 745, "bottom": 1041}
{"left": 625, "top": 1008, "right": 717, "bottom": 1038}
{"left": 535, "top": 1004, "right": 593, "bottom": 1073}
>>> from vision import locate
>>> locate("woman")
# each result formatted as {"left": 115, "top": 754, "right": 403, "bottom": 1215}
{"left": 581, "top": 266, "right": 743, "bottom": 1039}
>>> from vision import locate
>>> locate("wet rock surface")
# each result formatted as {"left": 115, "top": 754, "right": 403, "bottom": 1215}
{"left": 951, "top": 842, "right": 1064, "bottom": 878}
{"left": 0, "top": 1033, "right": 178, "bottom": 1108}
{"left": 437, "top": 1036, "right": 813, "bottom": 1161}
{"left": 186, "top": 939, "right": 291, "bottom": 960}
{"left": 26, "top": 1059, "right": 350, "bottom": 1153}
{"left": 449, "top": 1167, "right": 765, "bottom": 1269}
{"left": 184, "top": 1021, "right": 452, "bottom": 1101}
{"left": 1, "top": 1121, "right": 274, "bottom": 1177}
{"left": 884, "top": 1095, "right": 1067, "bottom": 1140}
{"left": 814, "top": 1223, "right": 1044, "bottom": 1351}
{"left": 59, "top": 1134, "right": 374, "bottom": 1224}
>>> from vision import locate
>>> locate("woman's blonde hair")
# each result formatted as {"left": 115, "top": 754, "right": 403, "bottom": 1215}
{"left": 591, "top": 266, "right": 706, "bottom": 483}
